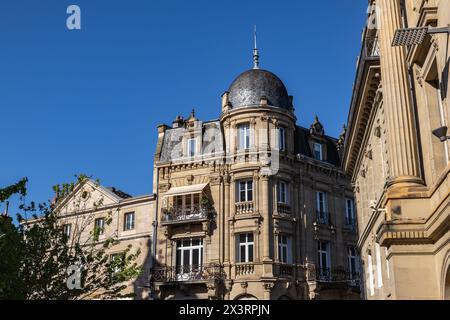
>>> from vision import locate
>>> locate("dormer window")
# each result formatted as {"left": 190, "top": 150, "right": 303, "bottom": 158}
{"left": 238, "top": 123, "right": 251, "bottom": 150}
{"left": 187, "top": 137, "right": 196, "bottom": 157}
{"left": 313, "top": 143, "right": 323, "bottom": 161}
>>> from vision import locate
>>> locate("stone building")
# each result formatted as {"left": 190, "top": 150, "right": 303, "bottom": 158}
{"left": 37, "top": 179, "right": 155, "bottom": 299}
{"left": 343, "top": 0, "right": 450, "bottom": 299}
{"left": 150, "top": 49, "right": 360, "bottom": 300}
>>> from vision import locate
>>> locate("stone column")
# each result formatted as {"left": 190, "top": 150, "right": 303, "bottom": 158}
{"left": 378, "top": 0, "right": 422, "bottom": 187}
{"left": 261, "top": 175, "right": 271, "bottom": 261}
{"left": 224, "top": 175, "right": 231, "bottom": 263}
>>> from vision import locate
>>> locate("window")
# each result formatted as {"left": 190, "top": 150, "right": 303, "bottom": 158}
{"left": 174, "top": 193, "right": 201, "bottom": 217}
{"left": 277, "top": 181, "right": 288, "bottom": 204}
{"left": 347, "top": 247, "right": 359, "bottom": 279}
{"left": 94, "top": 218, "right": 105, "bottom": 238}
{"left": 238, "top": 180, "right": 253, "bottom": 203}
{"left": 278, "top": 234, "right": 292, "bottom": 264}
{"left": 278, "top": 127, "right": 286, "bottom": 151}
{"left": 238, "top": 123, "right": 251, "bottom": 150}
{"left": 63, "top": 224, "right": 72, "bottom": 238}
{"left": 345, "top": 198, "right": 356, "bottom": 228}
{"left": 367, "top": 253, "right": 375, "bottom": 296}
{"left": 176, "top": 238, "right": 203, "bottom": 277}
{"left": 316, "top": 191, "right": 328, "bottom": 224}
{"left": 110, "top": 253, "right": 125, "bottom": 274}
{"left": 313, "top": 143, "right": 323, "bottom": 161}
{"left": 238, "top": 233, "right": 254, "bottom": 263}
{"left": 375, "top": 242, "right": 383, "bottom": 288}
{"left": 187, "top": 137, "right": 196, "bottom": 157}
{"left": 124, "top": 212, "right": 135, "bottom": 231}
{"left": 318, "top": 241, "right": 330, "bottom": 278}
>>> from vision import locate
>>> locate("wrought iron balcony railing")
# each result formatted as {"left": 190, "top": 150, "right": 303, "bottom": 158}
{"left": 316, "top": 211, "right": 329, "bottom": 225}
{"left": 150, "top": 263, "right": 225, "bottom": 283}
{"left": 279, "top": 264, "right": 294, "bottom": 276}
{"left": 277, "top": 203, "right": 291, "bottom": 215}
{"left": 161, "top": 206, "right": 209, "bottom": 224}
{"left": 306, "top": 264, "right": 360, "bottom": 287}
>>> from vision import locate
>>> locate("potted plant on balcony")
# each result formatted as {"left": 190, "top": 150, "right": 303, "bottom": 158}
{"left": 162, "top": 208, "right": 172, "bottom": 221}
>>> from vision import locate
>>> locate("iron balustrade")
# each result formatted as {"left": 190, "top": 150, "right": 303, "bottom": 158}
{"left": 161, "top": 206, "right": 209, "bottom": 223}
{"left": 306, "top": 264, "right": 360, "bottom": 286}
{"left": 277, "top": 203, "right": 291, "bottom": 215}
{"left": 150, "top": 263, "right": 225, "bottom": 283}
{"left": 365, "top": 36, "right": 380, "bottom": 58}
{"left": 316, "top": 211, "right": 330, "bottom": 225}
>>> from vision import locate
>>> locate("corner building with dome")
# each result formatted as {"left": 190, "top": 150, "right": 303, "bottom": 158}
{"left": 150, "top": 56, "right": 360, "bottom": 300}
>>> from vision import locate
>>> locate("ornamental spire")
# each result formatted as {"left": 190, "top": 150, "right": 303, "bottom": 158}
{"left": 253, "top": 25, "right": 260, "bottom": 69}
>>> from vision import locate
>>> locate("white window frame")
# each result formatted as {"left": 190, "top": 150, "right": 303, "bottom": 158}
{"left": 277, "top": 181, "right": 288, "bottom": 204}
{"left": 238, "top": 233, "right": 254, "bottom": 263}
{"left": 124, "top": 212, "right": 135, "bottom": 231}
{"left": 316, "top": 191, "right": 328, "bottom": 224}
{"left": 278, "top": 234, "right": 293, "bottom": 264}
{"left": 238, "top": 123, "right": 251, "bottom": 150}
{"left": 375, "top": 242, "right": 383, "bottom": 288}
{"left": 318, "top": 241, "right": 330, "bottom": 272}
{"left": 367, "top": 254, "right": 375, "bottom": 296}
{"left": 94, "top": 217, "right": 105, "bottom": 235}
{"left": 313, "top": 143, "right": 323, "bottom": 161}
{"left": 345, "top": 198, "right": 355, "bottom": 227}
{"left": 238, "top": 180, "right": 253, "bottom": 203}
{"left": 63, "top": 224, "right": 72, "bottom": 238}
{"left": 347, "top": 247, "right": 359, "bottom": 278}
{"left": 187, "top": 137, "right": 196, "bottom": 157}
{"left": 278, "top": 127, "right": 286, "bottom": 151}
{"left": 176, "top": 238, "right": 203, "bottom": 269}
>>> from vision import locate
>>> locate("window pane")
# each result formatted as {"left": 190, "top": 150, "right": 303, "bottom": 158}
{"left": 248, "top": 244, "right": 254, "bottom": 262}
{"left": 239, "top": 234, "right": 246, "bottom": 243}
{"left": 247, "top": 233, "right": 254, "bottom": 242}
{"left": 240, "top": 245, "right": 246, "bottom": 263}
{"left": 193, "top": 248, "right": 199, "bottom": 266}
{"left": 183, "top": 250, "right": 190, "bottom": 267}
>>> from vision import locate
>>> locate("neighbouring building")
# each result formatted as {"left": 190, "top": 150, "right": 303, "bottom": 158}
{"left": 343, "top": 0, "right": 450, "bottom": 299}
{"left": 150, "top": 47, "right": 360, "bottom": 300}
{"left": 34, "top": 179, "right": 156, "bottom": 299}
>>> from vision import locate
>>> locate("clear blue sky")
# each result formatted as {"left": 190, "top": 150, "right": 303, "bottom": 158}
{"left": 0, "top": 0, "right": 367, "bottom": 214}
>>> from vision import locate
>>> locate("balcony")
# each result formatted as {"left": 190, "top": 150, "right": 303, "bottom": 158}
{"left": 306, "top": 264, "right": 360, "bottom": 287}
{"left": 235, "top": 263, "right": 255, "bottom": 276}
{"left": 277, "top": 203, "right": 291, "bottom": 216}
{"left": 161, "top": 206, "right": 210, "bottom": 225}
{"left": 364, "top": 36, "right": 380, "bottom": 58}
{"left": 316, "top": 211, "right": 329, "bottom": 225}
{"left": 235, "top": 202, "right": 254, "bottom": 215}
{"left": 279, "top": 264, "right": 294, "bottom": 276}
{"left": 150, "top": 263, "right": 225, "bottom": 284}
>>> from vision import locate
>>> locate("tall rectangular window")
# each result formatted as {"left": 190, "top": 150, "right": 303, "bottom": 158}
{"left": 63, "top": 224, "right": 72, "bottom": 238}
{"left": 187, "top": 138, "right": 196, "bottom": 157}
{"left": 313, "top": 143, "right": 323, "bottom": 161}
{"left": 375, "top": 242, "right": 383, "bottom": 288}
{"left": 238, "top": 233, "right": 254, "bottom": 263}
{"left": 345, "top": 198, "right": 356, "bottom": 228}
{"left": 238, "top": 180, "right": 253, "bottom": 203}
{"left": 238, "top": 123, "right": 251, "bottom": 150}
{"left": 176, "top": 238, "right": 203, "bottom": 275}
{"left": 347, "top": 247, "right": 359, "bottom": 279}
{"left": 277, "top": 181, "right": 288, "bottom": 204}
{"left": 124, "top": 212, "right": 135, "bottom": 231}
{"left": 316, "top": 191, "right": 328, "bottom": 224}
{"left": 94, "top": 218, "right": 105, "bottom": 235}
{"left": 278, "top": 234, "right": 292, "bottom": 264}
{"left": 318, "top": 241, "right": 330, "bottom": 275}
{"left": 367, "top": 254, "right": 375, "bottom": 296}
{"left": 278, "top": 127, "right": 286, "bottom": 151}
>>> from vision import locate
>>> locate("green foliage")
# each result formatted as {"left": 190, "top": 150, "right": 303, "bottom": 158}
{"left": 0, "top": 176, "right": 143, "bottom": 300}
{"left": 0, "top": 178, "right": 28, "bottom": 203}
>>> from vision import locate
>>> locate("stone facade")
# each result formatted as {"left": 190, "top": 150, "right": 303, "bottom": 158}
{"left": 343, "top": 0, "right": 450, "bottom": 300}
{"left": 45, "top": 179, "right": 155, "bottom": 299}
{"left": 150, "top": 67, "right": 360, "bottom": 300}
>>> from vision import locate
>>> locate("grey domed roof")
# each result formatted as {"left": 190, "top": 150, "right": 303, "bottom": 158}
{"left": 228, "top": 69, "right": 290, "bottom": 109}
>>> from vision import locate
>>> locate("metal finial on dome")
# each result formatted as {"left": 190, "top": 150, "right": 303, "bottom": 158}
{"left": 253, "top": 25, "right": 259, "bottom": 69}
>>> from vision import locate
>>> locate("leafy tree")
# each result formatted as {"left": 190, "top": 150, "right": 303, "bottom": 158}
{"left": 0, "top": 176, "right": 143, "bottom": 300}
